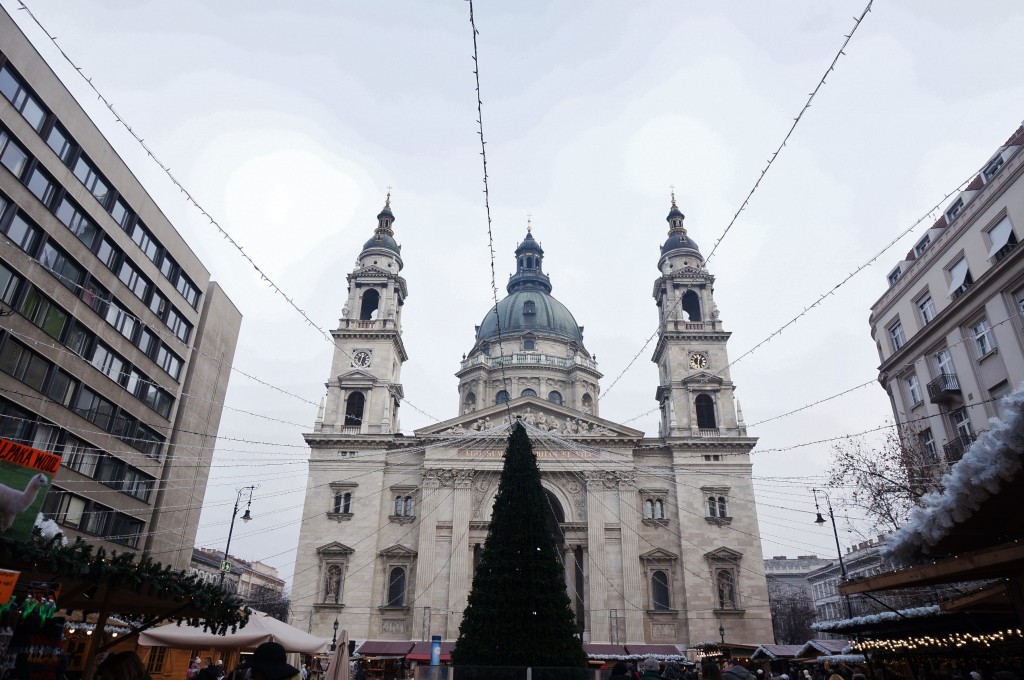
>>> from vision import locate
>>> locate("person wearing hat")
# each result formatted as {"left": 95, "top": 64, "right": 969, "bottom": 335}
{"left": 721, "top": 659, "right": 752, "bottom": 680}
{"left": 641, "top": 658, "right": 663, "bottom": 680}
{"left": 239, "top": 643, "right": 300, "bottom": 680}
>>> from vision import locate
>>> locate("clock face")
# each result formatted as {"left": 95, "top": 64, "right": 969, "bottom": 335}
{"left": 352, "top": 350, "right": 372, "bottom": 368}
{"left": 689, "top": 352, "right": 708, "bottom": 369}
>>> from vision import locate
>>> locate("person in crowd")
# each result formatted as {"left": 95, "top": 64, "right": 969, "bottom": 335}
{"left": 611, "top": 662, "right": 632, "bottom": 680}
{"left": 238, "top": 642, "right": 300, "bottom": 680}
{"left": 641, "top": 659, "right": 663, "bottom": 680}
{"left": 188, "top": 658, "right": 203, "bottom": 680}
{"left": 198, "top": 657, "right": 219, "bottom": 680}
{"left": 701, "top": 661, "right": 722, "bottom": 680}
{"left": 97, "top": 651, "right": 151, "bottom": 680}
{"left": 664, "top": 662, "right": 684, "bottom": 680}
{"left": 300, "top": 665, "right": 310, "bottom": 680}
{"left": 722, "top": 659, "right": 752, "bottom": 680}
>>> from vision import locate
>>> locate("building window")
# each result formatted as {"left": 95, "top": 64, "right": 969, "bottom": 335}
{"left": 889, "top": 321, "right": 906, "bottom": 351}
{"left": 344, "top": 392, "right": 365, "bottom": 427}
{"left": 4, "top": 213, "right": 41, "bottom": 255}
{"left": 695, "top": 394, "right": 716, "bottom": 428}
{"left": 951, "top": 409, "right": 973, "bottom": 440}
{"left": 359, "top": 289, "right": 380, "bottom": 321}
{"left": 495, "top": 390, "right": 509, "bottom": 404}
{"left": 716, "top": 569, "right": 737, "bottom": 609}
{"left": 651, "top": 571, "right": 671, "bottom": 611}
{"left": 945, "top": 197, "right": 965, "bottom": 222}
{"left": 946, "top": 258, "right": 973, "bottom": 299}
{"left": 394, "top": 495, "right": 414, "bottom": 517}
{"left": 644, "top": 498, "right": 665, "bottom": 520}
{"left": 333, "top": 492, "right": 352, "bottom": 514}
{"left": 324, "top": 564, "right": 343, "bottom": 604}
{"left": 986, "top": 216, "right": 1017, "bottom": 262}
{"left": 0, "top": 65, "right": 47, "bottom": 131}
{"left": 73, "top": 155, "right": 110, "bottom": 206}
{"left": 0, "top": 261, "right": 20, "bottom": 305}
{"left": 914, "top": 235, "right": 931, "bottom": 257}
{"left": 971, "top": 319, "right": 996, "bottom": 357}
{"left": 707, "top": 496, "right": 717, "bottom": 517}
{"left": 156, "top": 345, "right": 182, "bottom": 380}
{"left": 523, "top": 338, "right": 535, "bottom": 350}
{"left": 523, "top": 300, "right": 536, "bottom": 315}
{"left": 0, "top": 129, "right": 29, "bottom": 177}
{"left": 547, "top": 391, "right": 562, "bottom": 405}
{"left": 463, "top": 391, "right": 476, "bottom": 414}
{"left": 983, "top": 154, "right": 1005, "bottom": 181}
{"left": 708, "top": 496, "right": 727, "bottom": 518}
{"left": 919, "top": 429, "right": 937, "bottom": 462}
{"left": 887, "top": 268, "right": 901, "bottom": 286}
{"left": 146, "top": 648, "right": 167, "bottom": 674}
{"left": 386, "top": 567, "right": 406, "bottom": 607}
{"left": 581, "top": 393, "right": 594, "bottom": 414}
{"left": 934, "top": 348, "right": 955, "bottom": 377}
{"left": 906, "top": 373, "right": 922, "bottom": 406}
{"left": 917, "top": 294, "right": 936, "bottom": 325}
{"left": 521, "top": 388, "right": 537, "bottom": 398}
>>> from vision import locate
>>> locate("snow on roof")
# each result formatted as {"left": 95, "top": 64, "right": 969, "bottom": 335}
{"left": 882, "top": 386, "right": 1024, "bottom": 566}
{"left": 750, "top": 644, "right": 804, "bottom": 660}
{"left": 810, "top": 605, "right": 943, "bottom": 633}
{"left": 796, "top": 639, "right": 851, "bottom": 656}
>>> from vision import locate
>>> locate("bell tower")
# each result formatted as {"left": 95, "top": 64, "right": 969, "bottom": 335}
{"left": 317, "top": 194, "right": 408, "bottom": 435}
{"left": 651, "top": 195, "right": 746, "bottom": 438}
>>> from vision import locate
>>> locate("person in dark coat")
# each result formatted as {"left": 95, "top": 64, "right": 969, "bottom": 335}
{"left": 611, "top": 662, "right": 632, "bottom": 680}
{"left": 722, "top": 660, "right": 753, "bottom": 680}
{"left": 641, "top": 659, "right": 663, "bottom": 680}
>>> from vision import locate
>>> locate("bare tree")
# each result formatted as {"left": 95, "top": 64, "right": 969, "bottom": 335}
{"left": 827, "top": 423, "right": 944, "bottom": 533}
{"left": 769, "top": 591, "right": 818, "bottom": 645}
{"left": 246, "top": 584, "right": 290, "bottom": 622}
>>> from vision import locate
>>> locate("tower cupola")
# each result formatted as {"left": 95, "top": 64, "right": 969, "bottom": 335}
{"left": 507, "top": 222, "right": 552, "bottom": 294}
{"left": 361, "top": 192, "right": 402, "bottom": 265}
{"left": 660, "top": 193, "right": 701, "bottom": 258}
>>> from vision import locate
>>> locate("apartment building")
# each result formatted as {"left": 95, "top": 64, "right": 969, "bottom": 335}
{"left": 0, "top": 8, "right": 240, "bottom": 569}
{"left": 870, "top": 122, "right": 1024, "bottom": 465}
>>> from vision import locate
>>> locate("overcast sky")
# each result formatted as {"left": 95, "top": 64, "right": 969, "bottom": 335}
{"left": 9, "top": 0, "right": 1024, "bottom": 585}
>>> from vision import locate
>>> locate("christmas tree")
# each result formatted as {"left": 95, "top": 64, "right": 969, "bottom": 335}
{"left": 452, "top": 422, "right": 587, "bottom": 668}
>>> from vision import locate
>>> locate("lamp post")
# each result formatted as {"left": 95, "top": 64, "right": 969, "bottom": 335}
{"left": 813, "top": 488, "right": 853, "bottom": 618}
{"left": 220, "top": 485, "right": 256, "bottom": 586}
{"left": 719, "top": 624, "right": 725, "bottom": 644}
{"left": 331, "top": 618, "right": 339, "bottom": 652}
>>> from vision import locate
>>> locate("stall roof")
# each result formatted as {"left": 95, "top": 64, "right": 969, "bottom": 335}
{"left": 583, "top": 644, "right": 628, "bottom": 657}
{"left": 356, "top": 641, "right": 415, "bottom": 657}
{"left": 750, "top": 645, "right": 804, "bottom": 660}
{"left": 407, "top": 641, "right": 454, "bottom": 662}
{"left": 625, "top": 644, "right": 684, "bottom": 657}
{"left": 796, "top": 640, "right": 850, "bottom": 657}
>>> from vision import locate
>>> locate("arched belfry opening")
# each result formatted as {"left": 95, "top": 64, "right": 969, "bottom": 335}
{"left": 682, "top": 290, "right": 701, "bottom": 322}
{"left": 360, "top": 289, "right": 380, "bottom": 320}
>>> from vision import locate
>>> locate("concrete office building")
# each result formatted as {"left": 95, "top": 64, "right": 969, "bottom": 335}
{"left": 0, "top": 8, "right": 240, "bottom": 570}
{"left": 870, "top": 123, "right": 1024, "bottom": 466}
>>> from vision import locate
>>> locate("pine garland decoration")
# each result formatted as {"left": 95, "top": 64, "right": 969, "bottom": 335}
{"left": 452, "top": 422, "right": 587, "bottom": 668}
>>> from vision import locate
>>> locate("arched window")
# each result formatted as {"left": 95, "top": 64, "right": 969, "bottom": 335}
{"left": 654, "top": 499, "right": 664, "bottom": 519}
{"left": 582, "top": 393, "right": 594, "bottom": 414}
{"left": 387, "top": 567, "right": 406, "bottom": 607}
{"left": 652, "top": 570, "right": 671, "bottom": 611}
{"left": 495, "top": 390, "right": 509, "bottom": 404}
{"left": 644, "top": 499, "right": 654, "bottom": 519}
{"left": 682, "top": 290, "right": 701, "bottom": 322}
{"left": 548, "top": 391, "right": 562, "bottom": 405}
{"left": 521, "top": 388, "right": 537, "bottom": 397}
{"left": 324, "top": 565, "right": 343, "bottom": 604}
{"left": 344, "top": 392, "right": 365, "bottom": 427}
{"left": 394, "top": 495, "right": 404, "bottom": 516}
{"left": 343, "top": 492, "right": 351, "bottom": 513}
{"left": 404, "top": 496, "right": 414, "bottom": 516}
{"left": 524, "top": 300, "right": 536, "bottom": 315}
{"left": 718, "top": 496, "right": 727, "bottom": 518}
{"left": 707, "top": 496, "right": 717, "bottom": 518}
{"left": 526, "top": 256, "right": 534, "bottom": 268}
{"left": 716, "top": 570, "right": 736, "bottom": 609}
{"left": 359, "top": 289, "right": 380, "bottom": 320}
{"left": 695, "top": 394, "right": 716, "bottom": 428}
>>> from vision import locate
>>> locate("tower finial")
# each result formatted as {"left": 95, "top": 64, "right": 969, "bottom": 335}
{"left": 385, "top": 186, "right": 392, "bottom": 209}
{"left": 527, "top": 213, "right": 532, "bottom": 233}
{"left": 670, "top": 184, "right": 677, "bottom": 208}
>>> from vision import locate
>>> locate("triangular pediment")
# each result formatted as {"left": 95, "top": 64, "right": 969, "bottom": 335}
{"left": 337, "top": 368, "right": 376, "bottom": 384}
{"left": 640, "top": 548, "right": 679, "bottom": 562}
{"left": 379, "top": 544, "right": 417, "bottom": 558}
{"left": 681, "top": 372, "right": 724, "bottom": 386}
{"left": 317, "top": 541, "right": 355, "bottom": 555}
{"left": 704, "top": 546, "right": 743, "bottom": 562}
{"left": 414, "top": 396, "right": 644, "bottom": 439}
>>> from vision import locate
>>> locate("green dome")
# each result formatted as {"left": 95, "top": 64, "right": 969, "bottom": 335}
{"left": 476, "top": 290, "right": 584, "bottom": 344}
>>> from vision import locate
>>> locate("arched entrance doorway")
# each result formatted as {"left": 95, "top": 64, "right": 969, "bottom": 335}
{"left": 543, "top": 489, "right": 585, "bottom": 635}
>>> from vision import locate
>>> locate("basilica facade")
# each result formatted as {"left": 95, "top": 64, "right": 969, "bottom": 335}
{"left": 289, "top": 197, "right": 773, "bottom": 648}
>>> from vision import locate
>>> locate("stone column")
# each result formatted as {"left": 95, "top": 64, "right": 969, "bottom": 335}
{"left": 585, "top": 472, "right": 609, "bottom": 642}
{"left": 617, "top": 473, "right": 645, "bottom": 642}
{"left": 414, "top": 469, "right": 441, "bottom": 626}
{"left": 446, "top": 469, "right": 475, "bottom": 637}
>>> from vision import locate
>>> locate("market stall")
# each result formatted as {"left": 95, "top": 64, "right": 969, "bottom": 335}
{"left": 355, "top": 641, "right": 414, "bottom": 680}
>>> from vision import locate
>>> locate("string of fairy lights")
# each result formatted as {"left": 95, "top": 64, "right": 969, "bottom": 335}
{"left": 4, "top": 0, "right": 1016, "bottom": 638}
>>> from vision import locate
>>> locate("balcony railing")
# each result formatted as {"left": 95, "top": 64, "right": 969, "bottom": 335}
{"left": 461, "top": 352, "right": 598, "bottom": 371}
{"left": 927, "top": 373, "right": 961, "bottom": 404}
{"left": 698, "top": 428, "right": 720, "bottom": 437}
{"left": 943, "top": 434, "right": 976, "bottom": 464}
{"left": 993, "top": 240, "right": 1019, "bottom": 263}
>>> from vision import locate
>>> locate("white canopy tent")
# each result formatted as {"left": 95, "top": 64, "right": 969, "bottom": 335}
{"left": 138, "top": 610, "right": 331, "bottom": 655}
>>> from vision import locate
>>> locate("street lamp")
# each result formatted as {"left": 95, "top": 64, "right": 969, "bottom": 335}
{"left": 331, "top": 618, "right": 339, "bottom": 652}
{"left": 719, "top": 624, "right": 725, "bottom": 644}
{"left": 220, "top": 485, "right": 257, "bottom": 586}
{"left": 813, "top": 488, "right": 852, "bottom": 618}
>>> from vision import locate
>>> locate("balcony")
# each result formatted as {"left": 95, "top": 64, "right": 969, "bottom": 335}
{"left": 943, "top": 434, "right": 976, "bottom": 464}
{"left": 698, "top": 428, "right": 720, "bottom": 437}
{"left": 927, "top": 373, "right": 961, "bottom": 404}
{"left": 460, "top": 352, "right": 598, "bottom": 371}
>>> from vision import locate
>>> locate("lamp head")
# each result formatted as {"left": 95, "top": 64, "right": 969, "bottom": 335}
{"left": 814, "top": 512, "right": 826, "bottom": 525}
{"left": 334, "top": 618, "right": 340, "bottom": 633}
{"left": 241, "top": 509, "right": 252, "bottom": 523}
